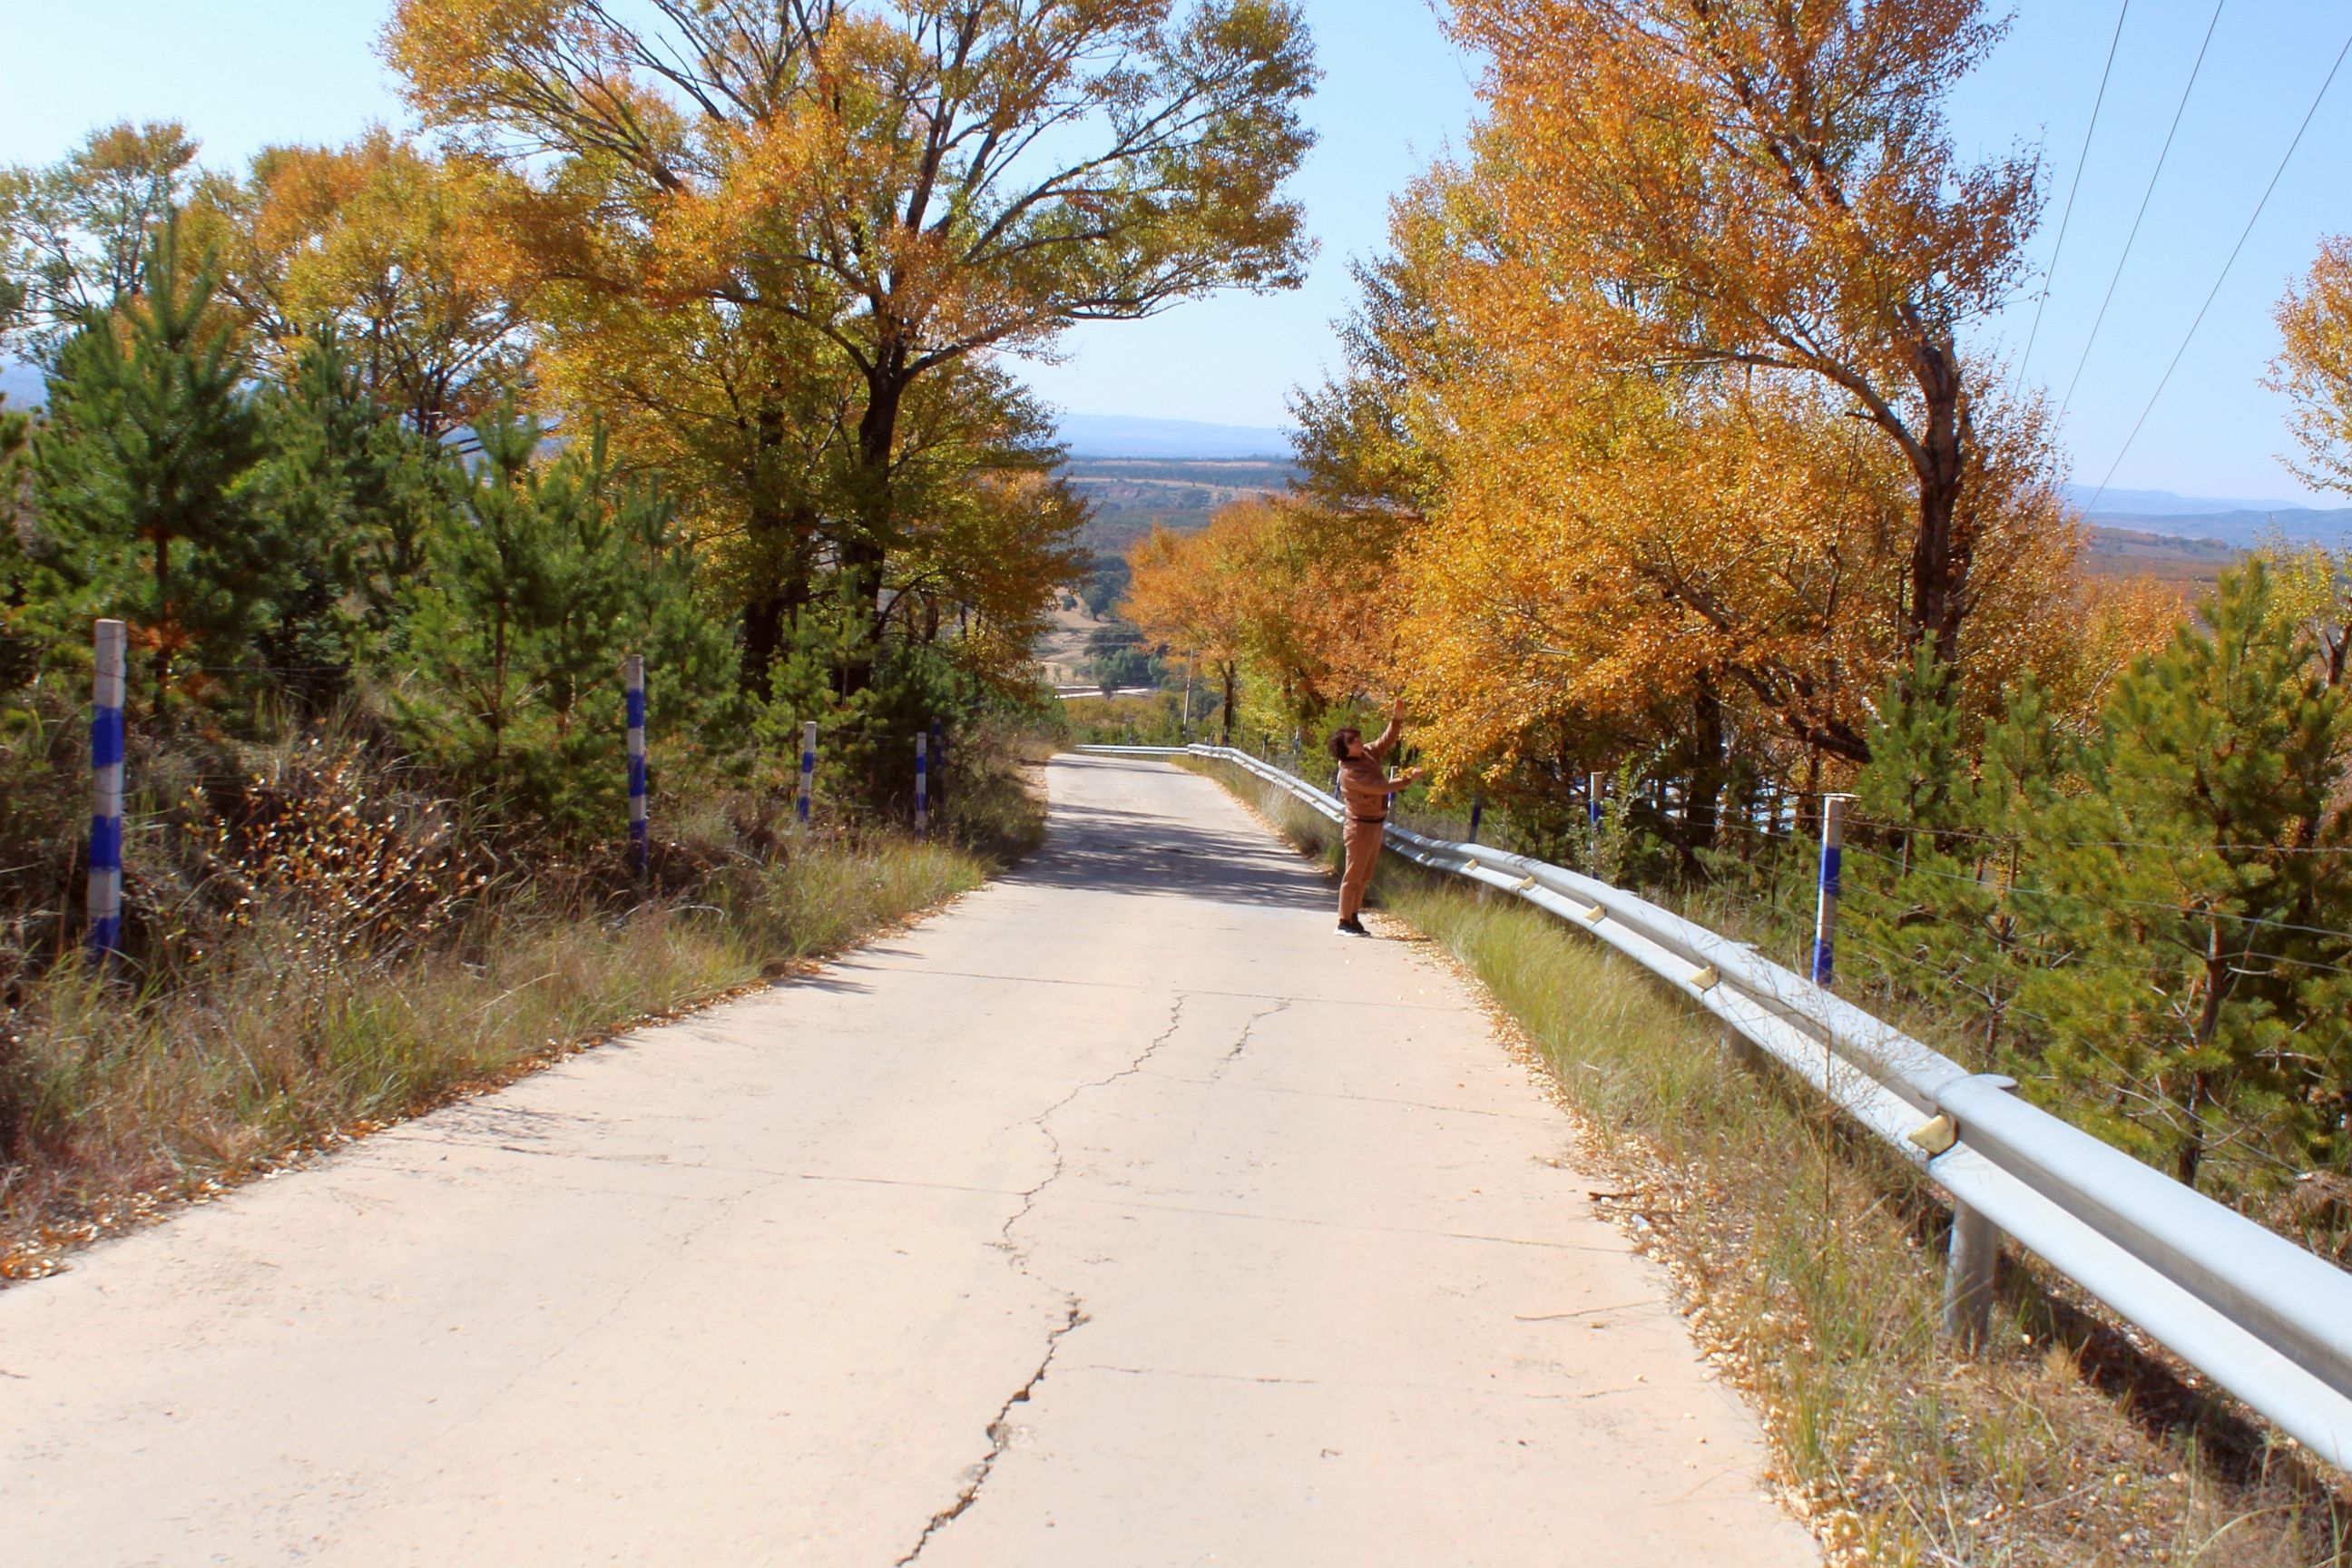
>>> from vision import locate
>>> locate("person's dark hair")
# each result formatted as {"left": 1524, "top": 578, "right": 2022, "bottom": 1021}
{"left": 1327, "top": 727, "right": 1361, "bottom": 761}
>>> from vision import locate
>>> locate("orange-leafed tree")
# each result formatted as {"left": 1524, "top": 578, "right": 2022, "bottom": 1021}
{"left": 194, "top": 132, "right": 532, "bottom": 438}
{"left": 2269, "top": 236, "right": 2352, "bottom": 502}
{"left": 1446, "top": 0, "right": 2043, "bottom": 674}
{"left": 1125, "top": 520, "right": 1252, "bottom": 742}
{"left": 387, "top": 0, "right": 1318, "bottom": 694}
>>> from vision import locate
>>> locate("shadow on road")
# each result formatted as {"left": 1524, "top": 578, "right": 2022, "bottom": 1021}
{"left": 1006, "top": 760, "right": 1329, "bottom": 912}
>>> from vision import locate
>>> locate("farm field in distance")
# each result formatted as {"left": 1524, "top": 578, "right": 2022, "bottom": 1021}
{"left": 1064, "top": 456, "right": 1294, "bottom": 558}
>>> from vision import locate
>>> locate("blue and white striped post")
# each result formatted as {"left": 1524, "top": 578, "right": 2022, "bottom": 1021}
{"left": 1812, "top": 794, "right": 1850, "bottom": 988}
{"left": 929, "top": 716, "right": 946, "bottom": 820}
{"left": 797, "top": 720, "right": 817, "bottom": 830}
{"left": 1466, "top": 793, "right": 1485, "bottom": 845}
{"left": 624, "top": 655, "right": 648, "bottom": 873}
{"left": 88, "top": 618, "right": 126, "bottom": 958}
{"left": 915, "top": 732, "right": 930, "bottom": 837}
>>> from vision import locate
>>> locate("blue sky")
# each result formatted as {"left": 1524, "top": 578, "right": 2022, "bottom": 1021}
{"left": 3, "top": 1, "right": 2348, "bottom": 503}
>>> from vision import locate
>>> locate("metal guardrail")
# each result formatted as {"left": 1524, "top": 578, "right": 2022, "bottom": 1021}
{"left": 1075, "top": 743, "right": 2352, "bottom": 1470}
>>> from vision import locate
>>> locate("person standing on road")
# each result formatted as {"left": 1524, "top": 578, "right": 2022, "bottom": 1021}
{"left": 1329, "top": 697, "right": 1425, "bottom": 936}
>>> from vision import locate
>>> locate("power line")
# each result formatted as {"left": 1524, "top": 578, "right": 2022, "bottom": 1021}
{"left": 2086, "top": 26, "right": 2352, "bottom": 514}
{"left": 2021, "top": 0, "right": 2132, "bottom": 386}
{"left": 2059, "top": 0, "right": 2229, "bottom": 417}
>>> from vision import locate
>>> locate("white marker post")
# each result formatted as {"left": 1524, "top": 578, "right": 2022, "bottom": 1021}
{"left": 88, "top": 619, "right": 127, "bottom": 958}
{"left": 624, "top": 655, "right": 648, "bottom": 874}
{"left": 798, "top": 720, "right": 817, "bottom": 830}
{"left": 1812, "top": 795, "right": 1851, "bottom": 988}
{"left": 915, "top": 733, "right": 930, "bottom": 837}
{"left": 930, "top": 717, "right": 946, "bottom": 822}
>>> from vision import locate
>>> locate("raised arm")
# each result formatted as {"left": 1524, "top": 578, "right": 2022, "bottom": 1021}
{"left": 1365, "top": 696, "right": 1406, "bottom": 760}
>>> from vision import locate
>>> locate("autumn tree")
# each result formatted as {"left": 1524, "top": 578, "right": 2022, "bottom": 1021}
{"left": 1123, "top": 496, "right": 1342, "bottom": 742}
{"left": 2269, "top": 236, "right": 2352, "bottom": 504}
{"left": 387, "top": 0, "right": 1318, "bottom": 693}
{"left": 1125, "top": 520, "right": 1250, "bottom": 741}
{"left": 0, "top": 121, "right": 200, "bottom": 361}
{"left": 539, "top": 291, "right": 1081, "bottom": 699}
{"left": 1445, "top": 0, "right": 2041, "bottom": 674}
{"left": 198, "top": 130, "right": 534, "bottom": 437}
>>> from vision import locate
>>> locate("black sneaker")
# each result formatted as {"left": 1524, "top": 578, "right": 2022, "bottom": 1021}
{"left": 1336, "top": 916, "right": 1369, "bottom": 936}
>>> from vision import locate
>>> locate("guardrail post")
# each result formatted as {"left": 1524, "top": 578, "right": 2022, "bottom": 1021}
{"left": 1942, "top": 1201, "right": 1999, "bottom": 1351}
{"left": 1812, "top": 794, "right": 1849, "bottom": 987}
{"left": 89, "top": 618, "right": 126, "bottom": 959}
{"left": 798, "top": 720, "right": 817, "bottom": 830}
{"left": 624, "top": 655, "right": 648, "bottom": 874}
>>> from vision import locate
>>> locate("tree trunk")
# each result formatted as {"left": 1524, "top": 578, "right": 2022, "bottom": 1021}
{"left": 1220, "top": 662, "right": 1237, "bottom": 748}
{"left": 1905, "top": 338, "right": 1973, "bottom": 673}
{"left": 737, "top": 401, "right": 813, "bottom": 701}
{"left": 841, "top": 359, "right": 909, "bottom": 700}
{"left": 741, "top": 593, "right": 787, "bottom": 701}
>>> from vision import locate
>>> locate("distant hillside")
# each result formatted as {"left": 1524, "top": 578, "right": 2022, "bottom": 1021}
{"left": 1063, "top": 456, "right": 1295, "bottom": 561}
{"left": 2063, "top": 483, "right": 2309, "bottom": 517}
{"left": 2058, "top": 481, "right": 2352, "bottom": 551}
{"left": 2080, "top": 526, "right": 2240, "bottom": 588}
{"left": 1056, "top": 413, "right": 1294, "bottom": 460}
{"left": 2083, "top": 508, "right": 2352, "bottom": 551}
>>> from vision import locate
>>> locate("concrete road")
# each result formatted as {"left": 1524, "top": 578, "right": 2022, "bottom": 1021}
{"left": 0, "top": 755, "right": 1818, "bottom": 1567}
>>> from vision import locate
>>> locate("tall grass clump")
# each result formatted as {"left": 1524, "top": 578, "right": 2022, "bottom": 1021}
{"left": 1192, "top": 757, "right": 2352, "bottom": 1568}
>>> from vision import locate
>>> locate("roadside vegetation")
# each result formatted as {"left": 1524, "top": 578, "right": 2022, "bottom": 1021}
{"left": 1, "top": 719, "right": 1052, "bottom": 1279}
{"left": 1123, "top": 3, "right": 2352, "bottom": 1265}
{"left": 1198, "top": 756, "right": 2351, "bottom": 1568}
{"left": 2, "top": 3, "right": 1309, "bottom": 1272}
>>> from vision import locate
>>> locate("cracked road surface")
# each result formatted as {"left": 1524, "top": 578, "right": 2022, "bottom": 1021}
{"left": 0, "top": 754, "right": 1818, "bottom": 1567}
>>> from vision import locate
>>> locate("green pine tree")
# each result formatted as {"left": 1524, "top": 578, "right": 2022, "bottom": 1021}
{"left": 29, "top": 216, "right": 266, "bottom": 720}
{"left": 384, "top": 403, "right": 731, "bottom": 835}
{"left": 0, "top": 393, "right": 33, "bottom": 702}
{"left": 2018, "top": 560, "right": 2352, "bottom": 1191}
{"left": 1846, "top": 648, "right": 2067, "bottom": 1064}
{"left": 245, "top": 327, "right": 453, "bottom": 711}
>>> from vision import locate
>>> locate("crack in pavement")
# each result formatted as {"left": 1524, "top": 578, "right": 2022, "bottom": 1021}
{"left": 894, "top": 995, "right": 1191, "bottom": 1565}
{"left": 1207, "top": 999, "right": 1291, "bottom": 1084}
{"left": 891, "top": 1299, "right": 1081, "bottom": 1567}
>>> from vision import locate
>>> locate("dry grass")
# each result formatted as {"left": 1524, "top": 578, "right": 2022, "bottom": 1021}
{"left": 1191, "top": 757, "right": 2352, "bottom": 1568}
{"left": 0, "top": 832, "right": 997, "bottom": 1279}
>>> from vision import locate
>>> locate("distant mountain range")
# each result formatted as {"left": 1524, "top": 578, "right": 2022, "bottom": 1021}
{"left": 1054, "top": 413, "right": 1294, "bottom": 460}
{"left": 2063, "top": 485, "right": 2352, "bottom": 549}
{"left": 2060, "top": 483, "right": 2311, "bottom": 517}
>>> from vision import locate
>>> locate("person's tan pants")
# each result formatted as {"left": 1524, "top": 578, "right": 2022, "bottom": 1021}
{"left": 1340, "top": 818, "right": 1385, "bottom": 920}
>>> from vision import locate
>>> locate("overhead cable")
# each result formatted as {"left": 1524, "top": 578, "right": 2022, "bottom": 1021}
{"left": 2085, "top": 27, "right": 2352, "bottom": 514}
{"left": 2021, "top": 0, "right": 2132, "bottom": 386}
{"left": 2060, "top": 0, "right": 2230, "bottom": 416}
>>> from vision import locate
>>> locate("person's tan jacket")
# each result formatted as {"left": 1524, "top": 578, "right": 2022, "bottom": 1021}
{"left": 1337, "top": 716, "right": 1407, "bottom": 821}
